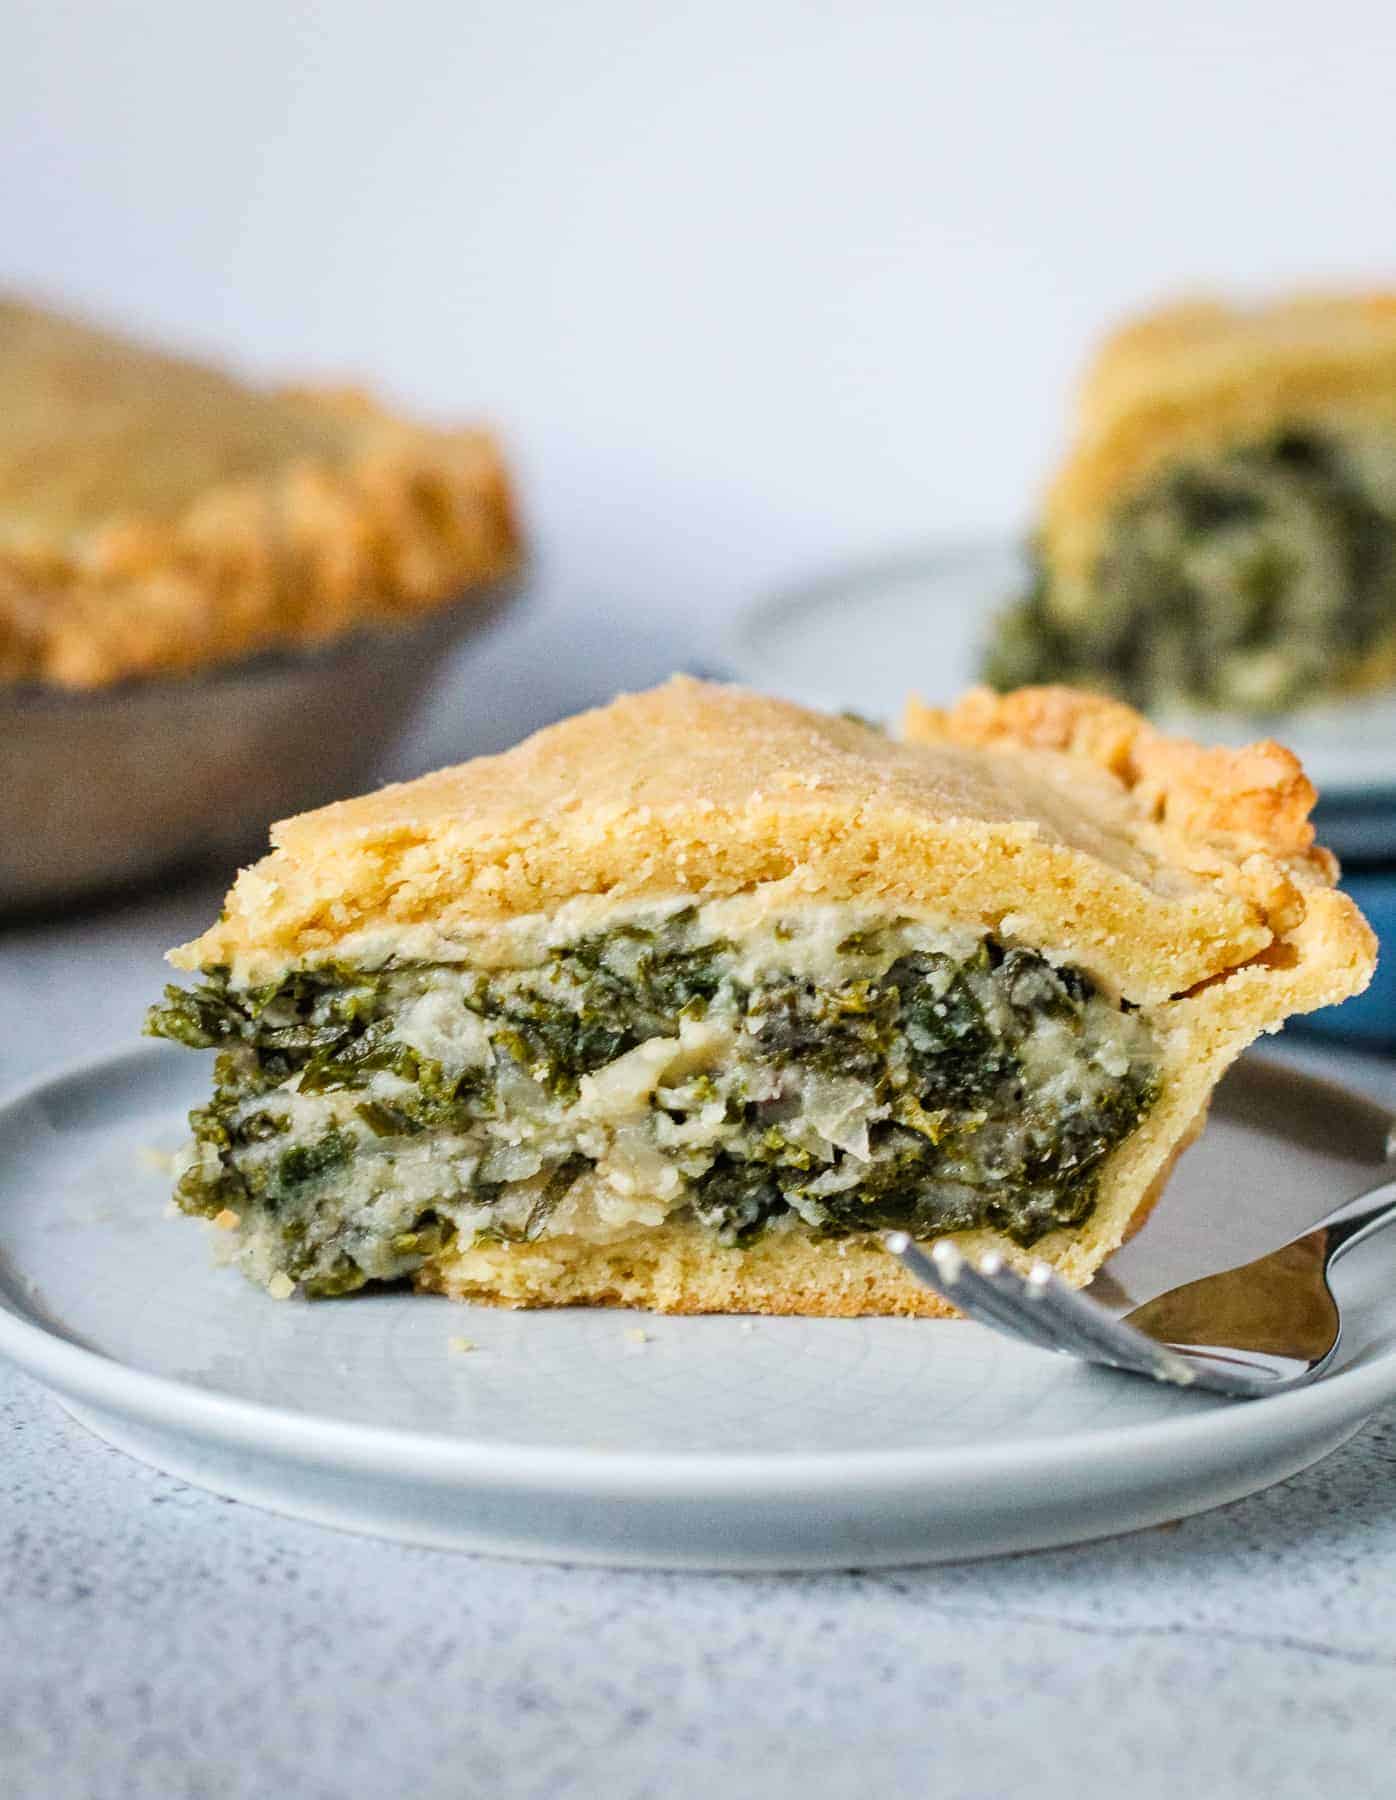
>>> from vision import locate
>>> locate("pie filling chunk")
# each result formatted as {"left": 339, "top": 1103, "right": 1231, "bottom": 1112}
{"left": 147, "top": 902, "right": 1161, "bottom": 1296}
{"left": 988, "top": 427, "right": 1396, "bottom": 713}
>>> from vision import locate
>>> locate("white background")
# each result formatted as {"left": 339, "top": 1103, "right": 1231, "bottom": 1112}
{"left": 4, "top": 1, "right": 1396, "bottom": 643}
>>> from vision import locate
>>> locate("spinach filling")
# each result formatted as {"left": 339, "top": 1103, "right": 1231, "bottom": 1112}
{"left": 984, "top": 428, "right": 1396, "bottom": 711}
{"left": 146, "top": 909, "right": 1160, "bottom": 1295}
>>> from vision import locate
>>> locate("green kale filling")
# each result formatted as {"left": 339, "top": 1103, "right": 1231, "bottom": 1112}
{"left": 984, "top": 428, "right": 1396, "bottom": 712}
{"left": 687, "top": 946, "right": 1155, "bottom": 1249}
{"left": 146, "top": 911, "right": 1159, "bottom": 1295}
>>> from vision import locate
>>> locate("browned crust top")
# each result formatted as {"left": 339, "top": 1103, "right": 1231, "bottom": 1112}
{"left": 177, "top": 678, "right": 1375, "bottom": 1019}
{"left": 0, "top": 297, "right": 521, "bottom": 687}
{"left": 906, "top": 683, "right": 1331, "bottom": 870}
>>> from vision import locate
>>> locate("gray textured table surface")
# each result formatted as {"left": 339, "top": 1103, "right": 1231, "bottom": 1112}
{"left": 4, "top": 604, "right": 1396, "bottom": 1800}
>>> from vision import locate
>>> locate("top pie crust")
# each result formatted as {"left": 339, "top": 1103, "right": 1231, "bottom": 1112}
{"left": 0, "top": 297, "right": 520, "bottom": 687}
{"left": 176, "top": 676, "right": 1375, "bottom": 1026}
{"left": 1040, "top": 289, "right": 1396, "bottom": 585}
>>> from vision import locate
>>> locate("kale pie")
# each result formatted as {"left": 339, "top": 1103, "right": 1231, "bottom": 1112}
{"left": 146, "top": 678, "right": 1375, "bottom": 1317}
{"left": 985, "top": 290, "right": 1396, "bottom": 712}
{"left": 0, "top": 297, "right": 519, "bottom": 687}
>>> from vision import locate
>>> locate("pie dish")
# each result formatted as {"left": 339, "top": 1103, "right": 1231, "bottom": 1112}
{"left": 0, "top": 296, "right": 520, "bottom": 687}
{"left": 145, "top": 677, "right": 1376, "bottom": 1317}
{"left": 984, "top": 289, "right": 1396, "bottom": 713}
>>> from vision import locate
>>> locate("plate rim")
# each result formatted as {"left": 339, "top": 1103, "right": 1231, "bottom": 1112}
{"left": 3, "top": 1043, "right": 1396, "bottom": 1501}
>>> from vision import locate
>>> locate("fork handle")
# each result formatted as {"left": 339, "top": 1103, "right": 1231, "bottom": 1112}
{"left": 1312, "top": 1175, "right": 1396, "bottom": 1265}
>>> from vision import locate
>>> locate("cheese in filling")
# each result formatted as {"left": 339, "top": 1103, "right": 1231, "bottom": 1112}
{"left": 146, "top": 899, "right": 1161, "bottom": 1296}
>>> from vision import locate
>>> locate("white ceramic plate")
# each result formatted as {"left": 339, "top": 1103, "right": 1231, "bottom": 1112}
{"left": 1, "top": 1046, "right": 1393, "bottom": 1569}
{"left": 725, "top": 537, "right": 1396, "bottom": 808}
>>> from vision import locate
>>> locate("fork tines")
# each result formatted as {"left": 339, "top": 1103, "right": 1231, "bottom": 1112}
{"left": 883, "top": 1232, "right": 1200, "bottom": 1389}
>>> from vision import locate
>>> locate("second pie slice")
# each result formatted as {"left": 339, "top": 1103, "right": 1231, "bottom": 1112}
{"left": 984, "top": 289, "right": 1396, "bottom": 712}
{"left": 146, "top": 678, "right": 1375, "bottom": 1316}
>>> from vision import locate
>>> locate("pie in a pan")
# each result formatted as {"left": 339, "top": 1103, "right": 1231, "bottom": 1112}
{"left": 0, "top": 297, "right": 519, "bottom": 687}
{"left": 985, "top": 290, "right": 1396, "bottom": 712}
{"left": 146, "top": 678, "right": 1375, "bottom": 1316}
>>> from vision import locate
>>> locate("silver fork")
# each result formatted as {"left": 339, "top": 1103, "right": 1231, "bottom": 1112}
{"left": 885, "top": 1173, "right": 1396, "bottom": 1398}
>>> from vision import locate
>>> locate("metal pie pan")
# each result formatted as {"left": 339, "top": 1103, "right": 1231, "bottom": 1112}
{"left": 0, "top": 576, "right": 521, "bottom": 912}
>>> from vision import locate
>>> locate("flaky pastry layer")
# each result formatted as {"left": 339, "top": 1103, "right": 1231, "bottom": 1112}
{"left": 180, "top": 677, "right": 1372, "bottom": 1011}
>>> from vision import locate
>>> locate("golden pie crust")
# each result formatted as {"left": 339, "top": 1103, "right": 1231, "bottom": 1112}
{"left": 1041, "top": 288, "right": 1396, "bottom": 589}
{"left": 0, "top": 297, "right": 520, "bottom": 687}
{"left": 171, "top": 678, "right": 1376, "bottom": 1318}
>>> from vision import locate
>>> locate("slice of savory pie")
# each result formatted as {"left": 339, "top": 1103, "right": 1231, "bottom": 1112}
{"left": 0, "top": 296, "right": 519, "bottom": 687}
{"left": 984, "top": 289, "right": 1396, "bottom": 712}
{"left": 145, "top": 677, "right": 1375, "bottom": 1317}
